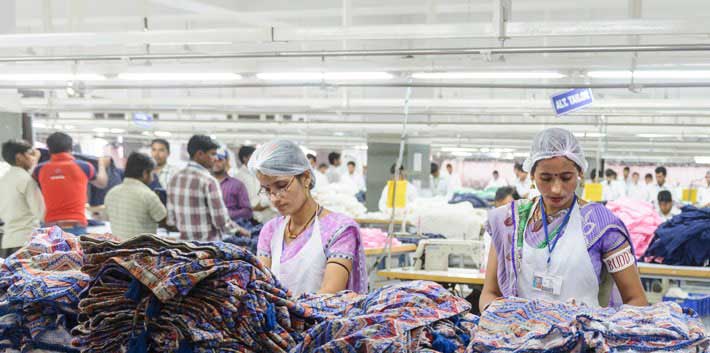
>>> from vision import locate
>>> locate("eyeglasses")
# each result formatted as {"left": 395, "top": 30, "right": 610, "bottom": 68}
{"left": 258, "top": 177, "right": 296, "bottom": 198}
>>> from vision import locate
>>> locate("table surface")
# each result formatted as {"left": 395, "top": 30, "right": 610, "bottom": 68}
{"left": 377, "top": 267, "right": 486, "bottom": 285}
{"left": 365, "top": 244, "right": 417, "bottom": 256}
{"left": 637, "top": 263, "right": 710, "bottom": 280}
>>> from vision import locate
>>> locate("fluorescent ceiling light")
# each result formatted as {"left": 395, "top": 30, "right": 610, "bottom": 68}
{"left": 117, "top": 73, "right": 242, "bottom": 81}
{"left": 32, "top": 122, "right": 47, "bottom": 128}
{"left": 573, "top": 132, "right": 606, "bottom": 138}
{"left": 450, "top": 151, "right": 473, "bottom": 157}
{"left": 110, "top": 128, "right": 125, "bottom": 134}
{"left": 0, "top": 73, "right": 105, "bottom": 81}
{"left": 588, "top": 70, "right": 710, "bottom": 79}
{"left": 636, "top": 133, "right": 675, "bottom": 138}
{"left": 412, "top": 72, "right": 566, "bottom": 80}
{"left": 441, "top": 147, "right": 479, "bottom": 153}
{"left": 154, "top": 131, "right": 172, "bottom": 137}
{"left": 93, "top": 127, "right": 110, "bottom": 133}
{"left": 694, "top": 156, "right": 710, "bottom": 164}
{"left": 256, "top": 72, "right": 393, "bottom": 81}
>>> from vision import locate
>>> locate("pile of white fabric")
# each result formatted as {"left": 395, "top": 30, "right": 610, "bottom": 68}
{"left": 313, "top": 182, "right": 367, "bottom": 218}
{"left": 405, "top": 197, "right": 487, "bottom": 240}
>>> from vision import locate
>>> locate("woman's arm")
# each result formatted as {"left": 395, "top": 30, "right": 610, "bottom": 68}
{"left": 479, "top": 244, "right": 504, "bottom": 312}
{"left": 258, "top": 256, "right": 272, "bottom": 268}
{"left": 606, "top": 246, "right": 648, "bottom": 306}
{"left": 319, "top": 258, "right": 353, "bottom": 294}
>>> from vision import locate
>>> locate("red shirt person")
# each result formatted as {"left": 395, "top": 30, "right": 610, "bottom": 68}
{"left": 33, "top": 132, "right": 109, "bottom": 235}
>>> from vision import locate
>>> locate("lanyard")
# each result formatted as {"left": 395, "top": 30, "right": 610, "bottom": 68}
{"left": 539, "top": 194, "right": 577, "bottom": 266}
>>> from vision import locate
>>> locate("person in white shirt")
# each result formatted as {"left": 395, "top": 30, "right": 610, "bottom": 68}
{"left": 445, "top": 163, "right": 463, "bottom": 192}
{"left": 150, "top": 139, "right": 177, "bottom": 189}
{"left": 602, "top": 169, "right": 627, "bottom": 201}
{"left": 643, "top": 173, "right": 655, "bottom": 202}
{"left": 236, "top": 146, "right": 277, "bottom": 224}
{"left": 307, "top": 154, "right": 329, "bottom": 191}
{"left": 379, "top": 164, "right": 418, "bottom": 212}
{"left": 622, "top": 166, "right": 631, "bottom": 186}
{"left": 512, "top": 162, "right": 532, "bottom": 198}
{"left": 486, "top": 170, "right": 509, "bottom": 189}
{"left": 697, "top": 171, "right": 710, "bottom": 208}
{"left": 346, "top": 161, "right": 366, "bottom": 192}
{"left": 429, "top": 162, "right": 449, "bottom": 197}
{"left": 626, "top": 172, "right": 649, "bottom": 201}
{"left": 326, "top": 152, "right": 343, "bottom": 184}
{"left": 649, "top": 166, "right": 680, "bottom": 206}
{"left": 0, "top": 140, "right": 45, "bottom": 257}
{"left": 657, "top": 190, "right": 681, "bottom": 221}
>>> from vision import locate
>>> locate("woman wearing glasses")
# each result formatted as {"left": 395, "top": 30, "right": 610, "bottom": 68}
{"left": 249, "top": 140, "right": 367, "bottom": 296}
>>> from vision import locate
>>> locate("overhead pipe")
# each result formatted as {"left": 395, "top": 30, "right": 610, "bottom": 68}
{"left": 9, "top": 81, "right": 710, "bottom": 90}
{"left": 2, "top": 43, "right": 710, "bottom": 62}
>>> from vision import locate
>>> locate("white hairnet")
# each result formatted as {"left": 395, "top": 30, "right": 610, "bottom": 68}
{"left": 523, "top": 128, "right": 588, "bottom": 173}
{"left": 247, "top": 139, "right": 316, "bottom": 189}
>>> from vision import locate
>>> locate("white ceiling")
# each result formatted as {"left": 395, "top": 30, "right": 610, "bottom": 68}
{"left": 4, "top": 0, "right": 710, "bottom": 160}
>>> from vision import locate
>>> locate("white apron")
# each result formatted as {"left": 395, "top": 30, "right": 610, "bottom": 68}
{"left": 518, "top": 201, "right": 600, "bottom": 307}
{"left": 270, "top": 217, "right": 327, "bottom": 296}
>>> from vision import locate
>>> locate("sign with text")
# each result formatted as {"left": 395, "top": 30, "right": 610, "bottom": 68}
{"left": 551, "top": 88, "right": 594, "bottom": 116}
{"left": 132, "top": 112, "right": 154, "bottom": 129}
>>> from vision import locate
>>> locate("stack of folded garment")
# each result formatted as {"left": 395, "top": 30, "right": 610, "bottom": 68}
{"left": 360, "top": 228, "right": 402, "bottom": 249}
{"left": 290, "top": 280, "right": 477, "bottom": 353}
{"left": 644, "top": 205, "right": 710, "bottom": 266}
{"left": 472, "top": 297, "right": 708, "bottom": 353}
{"left": 606, "top": 197, "right": 662, "bottom": 258}
{"left": 0, "top": 227, "right": 89, "bottom": 353}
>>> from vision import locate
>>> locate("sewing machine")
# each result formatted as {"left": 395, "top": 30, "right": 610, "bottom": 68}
{"left": 412, "top": 239, "right": 485, "bottom": 271}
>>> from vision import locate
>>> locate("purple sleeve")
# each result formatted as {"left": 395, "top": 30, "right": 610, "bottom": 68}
{"left": 257, "top": 218, "right": 281, "bottom": 258}
{"left": 229, "top": 181, "right": 253, "bottom": 220}
{"left": 326, "top": 224, "right": 359, "bottom": 261}
{"left": 600, "top": 228, "right": 630, "bottom": 255}
{"left": 32, "top": 163, "right": 43, "bottom": 181}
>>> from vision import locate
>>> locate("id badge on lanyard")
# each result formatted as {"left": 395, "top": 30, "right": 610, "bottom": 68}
{"left": 532, "top": 195, "right": 576, "bottom": 296}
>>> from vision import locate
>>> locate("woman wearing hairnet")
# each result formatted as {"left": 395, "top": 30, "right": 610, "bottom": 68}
{"left": 479, "top": 128, "right": 647, "bottom": 312}
{"left": 249, "top": 140, "right": 367, "bottom": 296}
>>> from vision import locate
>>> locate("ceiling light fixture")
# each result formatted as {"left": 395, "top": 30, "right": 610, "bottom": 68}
{"left": 0, "top": 73, "right": 105, "bottom": 81}
{"left": 154, "top": 131, "right": 172, "bottom": 137}
{"left": 411, "top": 71, "right": 566, "bottom": 79}
{"left": 636, "top": 133, "right": 675, "bottom": 138}
{"left": 256, "top": 72, "right": 393, "bottom": 81}
{"left": 588, "top": 70, "right": 710, "bottom": 79}
{"left": 694, "top": 156, "right": 710, "bottom": 164}
{"left": 117, "top": 73, "right": 243, "bottom": 81}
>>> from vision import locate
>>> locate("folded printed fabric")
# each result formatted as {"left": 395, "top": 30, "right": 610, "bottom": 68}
{"left": 0, "top": 227, "right": 93, "bottom": 353}
{"left": 472, "top": 296, "right": 708, "bottom": 353}
{"left": 606, "top": 197, "right": 662, "bottom": 259}
{"left": 292, "top": 280, "right": 476, "bottom": 353}
{"left": 75, "top": 234, "right": 312, "bottom": 353}
{"left": 644, "top": 205, "right": 710, "bottom": 266}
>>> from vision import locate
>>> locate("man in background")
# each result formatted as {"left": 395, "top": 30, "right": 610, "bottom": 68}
{"left": 0, "top": 140, "right": 44, "bottom": 256}
{"left": 236, "top": 145, "right": 277, "bottom": 224}
{"left": 105, "top": 152, "right": 167, "bottom": 240}
{"left": 657, "top": 190, "right": 681, "bottom": 221}
{"left": 212, "top": 148, "right": 252, "bottom": 223}
{"left": 486, "top": 170, "right": 508, "bottom": 189}
{"left": 513, "top": 162, "right": 532, "bottom": 199}
{"left": 34, "top": 132, "right": 108, "bottom": 235}
{"left": 494, "top": 186, "right": 518, "bottom": 208}
{"left": 346, "top": 161, "right": 366, "bottom": 193}
{"left": 326, "top": 152, "right": 342, "bottom": 183}
{"left": 151, "top": 138, "right": 176, "bottom": 188}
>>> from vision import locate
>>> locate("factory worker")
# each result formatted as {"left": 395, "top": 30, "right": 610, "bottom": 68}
{"left": 378, "top": 163, "right": 418, "bottom": 212}
{"left": 250, "top": 140, "right": 367, "bottom": 296}
{"left": 480, "top": 128, "right": 648, "bottom": 312}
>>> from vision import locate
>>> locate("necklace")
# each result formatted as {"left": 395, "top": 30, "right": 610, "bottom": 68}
{"left": 286, "top": 204, "right": 321, "bottom": 239}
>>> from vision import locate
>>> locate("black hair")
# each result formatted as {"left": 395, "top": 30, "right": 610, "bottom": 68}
{"left": 623, "top": 166, "right": 630, "bottom": 171}
{"left": 494, "top": 186, "right": 516, "bottom": 203}
{"left": 238, "top": 145, "right": 256, "bottom": 165}
{"left": 645, "top": 173, "right": 653, "bottom": 179}
{"left": 605, "top": 169, "right": 615, "bottom": 178}
{"left": 1, "top": 139, "right": 32, "bottom": 166}
{"left": 446, "top": 163, "right": 453, "bottom": 169}
{"left": 124, "top": 152, "right": 155, "bottom": 179}
{"left": 430, "top": 162, "right": 439, "bottom": 174}
{"left": 493, "top": 170, "right": 499, "bottom": 175}
{"left": 306, "top": 154, "right": 316, "bottom": 162}
{"left": 347, "top": 161, "right": 356, "bottom": 167}
{"left": 514, "top": 163, "right": 524, "bottom": 172}
{"left": 318, "top": 163, "right": 328, "bottom": 169}
{"left": 390, "top": 163, "right": 405, "bottom": 175}
{"left": 590, "top": 168, "right": 597, "bottom": 179}
{"left": 657, "top": 190, "right": 673, "bottom": 203}
{"left": 46, "top": 132, "right": 73, "bottom": 154}
{"left": 655, "top": 166, "right": 667, "bottom": 177}
{"left": 328, "top": 152, "right": 341, "bottom": 165}
{"left": 150, "top": 139, "right": 170, "bottom": 153}
{"left": 187, "top": 135, "right": 219, "bottom": 159}
{"left": 632, "top": 172, "right": 639, "bottom": 177}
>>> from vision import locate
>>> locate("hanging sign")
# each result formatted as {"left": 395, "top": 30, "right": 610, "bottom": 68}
{"left": 132, "top": 112, "right": 154, "bottom": 129}
{"left": 551, "top": 88, "right": 594, "bottom": 116}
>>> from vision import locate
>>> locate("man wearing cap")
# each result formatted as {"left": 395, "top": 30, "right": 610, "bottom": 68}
{"left": 167, "top": 135, "right": 248, "bottom": 241}
{"left": 212, "top": 148, "right": 253, "bottom": 223}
